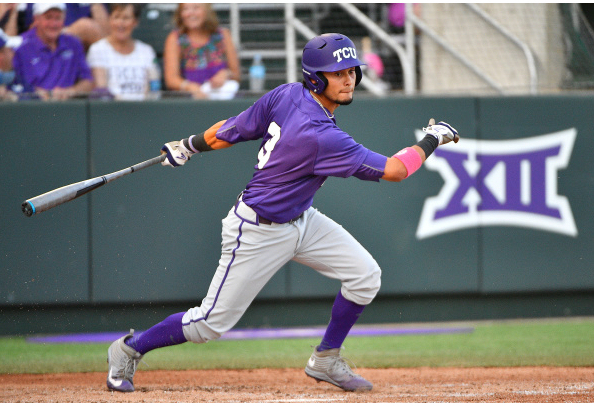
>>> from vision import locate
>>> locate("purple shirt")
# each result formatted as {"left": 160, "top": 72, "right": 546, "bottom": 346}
{"left": 12, "top": 28, "right": 92, "bottom": 91}
{"left": 217, "top": 83, "right": 388, "bottom": 223}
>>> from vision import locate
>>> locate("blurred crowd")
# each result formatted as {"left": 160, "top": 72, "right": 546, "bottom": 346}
{"left": 0, "top": 3, "right": 240, "bottom": 101}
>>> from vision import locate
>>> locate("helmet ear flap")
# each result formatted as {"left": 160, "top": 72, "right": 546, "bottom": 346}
{"left": 313, "top": 69, "right": 359, "bottom": 93}
{"left": 355, "top": 66, "right": 362, "bottom": 86}
{"left": 318, "top": 72, "right": 328, "bottom": 91}
{"left": 306, "top": 72, "right": 328, "bottom": 94}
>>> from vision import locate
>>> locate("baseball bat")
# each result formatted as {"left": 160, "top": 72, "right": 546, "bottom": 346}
{"left": 22, "top": 154, "right": 166, "bottom": 217}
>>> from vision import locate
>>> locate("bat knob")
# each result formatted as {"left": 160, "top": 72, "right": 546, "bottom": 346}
{"left": 22, "top": 201, "right": 34, "bottom": 217}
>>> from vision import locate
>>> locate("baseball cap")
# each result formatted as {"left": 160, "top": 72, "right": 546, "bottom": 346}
{"left": 33, "top": 3, "right": 66, "bottom": 16}
{"left": 0, "top": 28, "right": 22, "bottom": 49}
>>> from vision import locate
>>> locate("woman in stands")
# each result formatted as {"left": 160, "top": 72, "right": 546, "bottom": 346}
{"left": 87, "top": 4, "right": 159, "bottom": 101}
{"left": 163, "top": 3, "right": 240, "bottom": 100}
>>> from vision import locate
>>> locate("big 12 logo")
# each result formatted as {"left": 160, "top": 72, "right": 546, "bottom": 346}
{"left": 415, "top": 128, "right": 577, "bottom": 239}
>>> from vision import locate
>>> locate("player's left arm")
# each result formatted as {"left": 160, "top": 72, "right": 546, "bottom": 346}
{"left": 161, "top": 90, "right": 274, "bottom": 167}
{"left": 381, "top": 119, "right": 459, "bottom": 182}
{"left": 161, "top": 120, "right": 233, "bottom": 167}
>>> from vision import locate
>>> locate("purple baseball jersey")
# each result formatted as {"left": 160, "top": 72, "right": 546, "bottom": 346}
{"left": 216, "top": 83, "right": 388, "bottom": 223}
{"left": 12, "top": 28, "right": 92, "bottom": 91}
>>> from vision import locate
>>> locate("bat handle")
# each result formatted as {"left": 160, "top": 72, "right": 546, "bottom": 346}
{"left": 22, "top": 201, "right": 34, "bottom": 217}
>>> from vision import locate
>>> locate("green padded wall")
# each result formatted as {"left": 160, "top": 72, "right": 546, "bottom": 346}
{"left": 2, "top": 95, "right": 593, "bottom": 311}
{"left": 1, "top": 102, "right": 90, "bottom": 305}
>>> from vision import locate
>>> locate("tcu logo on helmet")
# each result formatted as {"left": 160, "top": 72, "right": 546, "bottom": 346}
{"left": 333, "top": 47, "right": 357, "bottom": 63}
{"left": 414, "top": 128, "right": 577, "bottom": 239}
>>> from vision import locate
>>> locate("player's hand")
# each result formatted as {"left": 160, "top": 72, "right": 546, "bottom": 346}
{"left": 161, "top": 140, "right": 194, "bottom": 167}
{"left": 423, "top": 118, "right": 460, "bottom": 145}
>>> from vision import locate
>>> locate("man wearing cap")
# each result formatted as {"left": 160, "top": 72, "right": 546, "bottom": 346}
{"left": 12, "top": 3, "right": 93, "bottom": 100}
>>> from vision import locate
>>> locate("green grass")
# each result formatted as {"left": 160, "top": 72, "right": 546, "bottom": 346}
{"left": 1, "top": 318, "right": 593, "bottom": 374}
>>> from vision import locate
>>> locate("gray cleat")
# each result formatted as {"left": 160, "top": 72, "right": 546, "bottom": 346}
{"left": 106, "top": 329, "right": 143, "bottom": 392}
{"left": 305, "top": 347, "right": 372, "bottom": 392}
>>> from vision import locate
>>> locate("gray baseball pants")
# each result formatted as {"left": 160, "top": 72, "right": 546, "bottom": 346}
{"left": 182, "top": 200, "right": 381, "bottom": 344}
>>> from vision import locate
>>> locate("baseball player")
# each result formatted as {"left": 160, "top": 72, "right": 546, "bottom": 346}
{"left": 106, "top": 33, "right": 459, "bottom": 393}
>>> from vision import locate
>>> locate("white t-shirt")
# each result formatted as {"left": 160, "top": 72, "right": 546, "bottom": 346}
{"left": 87, "top": 38, "right": 157, "bottom": 101}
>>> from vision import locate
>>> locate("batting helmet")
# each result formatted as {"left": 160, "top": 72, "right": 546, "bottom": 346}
{"left": 302, "top": 33, "right": 364, "bottom": 94}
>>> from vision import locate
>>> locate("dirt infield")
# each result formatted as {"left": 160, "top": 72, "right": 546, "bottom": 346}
{"left": 1, "top": 367, "right": 593, "bottom": 402}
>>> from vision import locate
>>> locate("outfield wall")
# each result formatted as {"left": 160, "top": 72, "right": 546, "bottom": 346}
{"left": 1, "top": 95, "right": 593, "bottom": 334}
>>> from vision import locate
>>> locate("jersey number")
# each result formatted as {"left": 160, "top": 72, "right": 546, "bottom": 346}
{"left": 257, "top": 122, "right": 281, "bottom": 169}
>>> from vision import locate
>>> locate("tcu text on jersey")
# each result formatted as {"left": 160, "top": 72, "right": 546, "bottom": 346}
{"left": 333, "top": 47, "right": 357, "bottom": 63}
{"left": 414, "top": 128, "right": 577, "bottom": 239}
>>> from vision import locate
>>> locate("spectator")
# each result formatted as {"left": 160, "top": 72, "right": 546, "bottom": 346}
{"left": 87, "top": 4, "right": 159, "bottom": 101}
{"left": 163, "top": 3, "right": 240, "bottom": 100}
{"left": 384, "top": 3, "right": 421, "bottom": 90}
{"left": 11, "top": 3, "right": 93, "bottom": 100}
{"left": 0, "top": 3, "right": 18, "bottom": 36}
{"left": 63, "top": 3, "right": 109, "bottom": 50}
{"left": 1, "top": 4, "right": 20, "bottom": 99}
{"left": 361, "top": 36, "right": 386, "bottom": 85}
{"left": 17, "top": 3, "right": 109, "bottom": 49}
{"left": 0, "top": 27, "right": 21, "bottom": 101}
{"left": 387, "top": 3, "right": 420, "bottom": 34}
